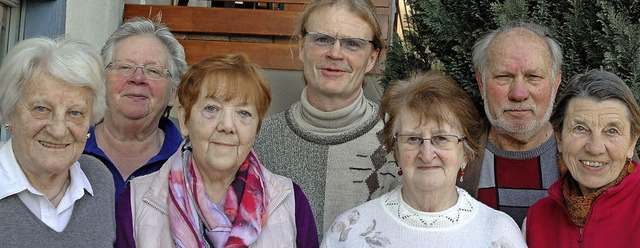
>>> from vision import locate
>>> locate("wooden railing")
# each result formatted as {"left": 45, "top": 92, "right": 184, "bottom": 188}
{"left": 124, "top": 1, "right": 392, "bottom": 71}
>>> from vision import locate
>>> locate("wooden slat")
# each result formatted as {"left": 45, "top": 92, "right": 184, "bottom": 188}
{"left": 372, "top": 0, "right": 390, "bottom": 8}
{"left": 125, "top": 4, "right": 391, "bottom": 40}
{"left": 180, "top": 39, "right": 302, "bottom": 70}
{"left": 203, "top": 0, "right": 389, "bottom": 8}
{"left": 124, "top": 5, "right": 298, "bottom": 36}
{"left": 124, "top": 3, "right": 392, "bottom": 70}
{"left": 376, "top": 10, "right": 389, "bottom": 41}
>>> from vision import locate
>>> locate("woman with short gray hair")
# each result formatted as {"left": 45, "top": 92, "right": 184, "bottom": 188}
{"left": 84, "top": 17, "right": 188, "bottom": 199}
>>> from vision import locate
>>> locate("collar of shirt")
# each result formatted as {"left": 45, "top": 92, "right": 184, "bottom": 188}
{"left": 0, "top": 138, "right": 94, "bottom": 199}
{"left": 0, "top": 138, "right": 95, "bottom": 232}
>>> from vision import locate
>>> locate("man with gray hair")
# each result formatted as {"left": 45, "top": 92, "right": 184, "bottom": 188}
{"left": 459, "top": 21, "right": 562, "bottom": 226}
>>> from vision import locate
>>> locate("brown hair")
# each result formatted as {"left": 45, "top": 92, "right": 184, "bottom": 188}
{"left": 380, "top": 71, "right": 484, "bottom": 163}
{"left": 177, "top": 54, "right": 272, "bottom": 130}
{"left": 293, "top": 0, "right": 383, "bottom": 51}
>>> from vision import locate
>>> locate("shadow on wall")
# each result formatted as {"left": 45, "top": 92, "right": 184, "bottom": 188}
{"left": 169, "top": 69, "right": 384, "bottom": 122}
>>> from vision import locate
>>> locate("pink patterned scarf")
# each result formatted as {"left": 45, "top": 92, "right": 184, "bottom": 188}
{"left": 167, "top": 142, "right": 268, "bottom": 247}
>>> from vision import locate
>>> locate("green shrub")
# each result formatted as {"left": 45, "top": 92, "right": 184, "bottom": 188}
{"left": 383, "top": 0, "right": 640, "bottom": 118}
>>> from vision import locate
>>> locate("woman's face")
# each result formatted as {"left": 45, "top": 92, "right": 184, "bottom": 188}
{"left": 558, "top": 98, "right": 638, "bottom": 195}
{"left": 9, "top": 74, "right": 93, "bottom": 177}
{"left": 106, "top": 34, "right": 174, "bottom": 122}
{"left": 178, "top": 83, "right": 259, "bottom": 176}
{"left": 394, "top": 109, "right": 467, "bottom": 194}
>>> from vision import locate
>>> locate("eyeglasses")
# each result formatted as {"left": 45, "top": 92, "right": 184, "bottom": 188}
{"left": 304, "top": 31, "right": 373, "bottom": 52}
{"left": 394, "top": 134, "right": 467, "bottom": 150}
{"left": 106, "top": 61, "right": 171, "bottom": 80}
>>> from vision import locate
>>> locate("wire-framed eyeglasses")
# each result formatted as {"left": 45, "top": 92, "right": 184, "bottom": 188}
{"left": 106, "top": 60, "right": 171, "bottom": 80}
{"left": 304, "top": 31, "right": 373, "bottom": 52}
{"left": 394, "top": 134, "right": 467, "bottom": 150}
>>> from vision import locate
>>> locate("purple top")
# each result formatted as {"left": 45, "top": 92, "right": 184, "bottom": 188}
{"left": 115, "top": 182, "right": 319, "bottom": 248}
{"left": 84, "top": 116, "right": 183, "bottom": 200}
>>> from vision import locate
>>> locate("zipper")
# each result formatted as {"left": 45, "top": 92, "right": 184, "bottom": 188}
{"left": 268, "top": 184, "right": 292, "bottom": 218}
{"left": 143, "top": 197, "right": 167, "bottom": 215}
{"left": 578, "top": 227, "right": 584, "bottom": 242}
{"left": 577, "top": 190, "right": 607, "bottom": 244}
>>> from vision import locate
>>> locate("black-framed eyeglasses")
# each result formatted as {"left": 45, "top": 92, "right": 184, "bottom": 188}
{"left": 304, "top": 31, "right": 373, "bottom": 52}
{"left": 394, "top": 134, "right": 467, "bottom": 150}
{"left": 106, "top": 60, "right": 171, "bottom": 80}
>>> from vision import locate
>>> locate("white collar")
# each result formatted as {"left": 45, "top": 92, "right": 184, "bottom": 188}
{"left": 0, "top": 138, "right": 94, "bottom": 201}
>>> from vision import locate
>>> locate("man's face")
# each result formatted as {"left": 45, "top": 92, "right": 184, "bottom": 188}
{"left": 477, "top": 28, "right": 560, "bottom": 141}
{"left": 298, "top": 6, "right": 379, "bottom": 106}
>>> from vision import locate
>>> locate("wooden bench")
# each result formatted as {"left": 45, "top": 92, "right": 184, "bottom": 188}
{"left": 123, "top": 1, "right": 392, "bottom": 70}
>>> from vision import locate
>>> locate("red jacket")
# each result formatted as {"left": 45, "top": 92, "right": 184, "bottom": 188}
{"left": 526, "top": 161, "right": 640, "bottom": 248}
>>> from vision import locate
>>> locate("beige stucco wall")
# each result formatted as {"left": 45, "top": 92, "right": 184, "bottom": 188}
{"left": 65, "top": 0, "right": 124, "bottom": 50}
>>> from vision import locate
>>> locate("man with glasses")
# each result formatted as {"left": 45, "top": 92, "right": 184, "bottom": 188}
{"left": 83, "top": 17, "right": 187, "bottom": 199}
{"left": 254, "top": 0, "right": 398, "bottom": 236}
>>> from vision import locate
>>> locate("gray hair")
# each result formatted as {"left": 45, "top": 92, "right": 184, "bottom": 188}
{"left": 551, "top": 69, "right": 640, "bottom": 135}
{"left": 101, "top": 17, "right": 187, "bottom": 88}
{"left": 472, "top": 21, "right": 563, "bottom": 83}
{"left": 0, "top": 37, "right": 106, "bottom": 125}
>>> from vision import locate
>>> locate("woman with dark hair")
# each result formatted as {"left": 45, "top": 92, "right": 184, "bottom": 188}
{"left": 526, "top": 70, "right": 640, "bottom": 247}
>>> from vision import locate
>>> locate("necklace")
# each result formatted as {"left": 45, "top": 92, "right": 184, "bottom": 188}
{"left": 48, "top": 176, "right": 70, "bottom": 202}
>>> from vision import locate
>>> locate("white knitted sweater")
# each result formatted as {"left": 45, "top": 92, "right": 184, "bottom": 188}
{"left": 321, "top": 187, "right": 527, "bottom": 248}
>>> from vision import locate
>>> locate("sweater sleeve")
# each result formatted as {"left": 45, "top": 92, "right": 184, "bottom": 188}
{"left": 492, "top": 211, "right": 528, "bottom": 248}
{"left": 294, "top": 182, "right": 319, "bottom": 248}
{"left": 115, "top": 185, "right": 136, "bottom": 248}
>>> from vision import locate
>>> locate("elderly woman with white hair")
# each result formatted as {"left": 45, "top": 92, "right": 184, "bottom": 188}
{"left": 0, "top": 37, "right": 114, "bottom": 246}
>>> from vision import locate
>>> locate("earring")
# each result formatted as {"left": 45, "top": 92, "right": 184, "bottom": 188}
{"left": 627, "top": 158, "right": 636, "bottom": 173}
{"left": 86, "top": 133, "right": 91, "bottom": 139}
{"left": 397, "top": 168, "right": 403, "bottom": 182}
{"left": 459, "top": 168, "right": 465, "bottom": 183}
{"left": 3, "top": 123, "right": 9, "bottom": 130}
{"left": 557, "top": 153, "right": 567, "bottom": 175}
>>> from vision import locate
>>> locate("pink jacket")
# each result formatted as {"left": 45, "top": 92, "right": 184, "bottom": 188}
{"left": 129, "top": 151, "right": 298, "bottom": 248}
{"left": 526, "top": 161, "right": 640, "bottom": 248}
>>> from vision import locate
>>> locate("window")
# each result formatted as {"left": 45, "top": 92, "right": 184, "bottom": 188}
{"left": 0, "top": 0, "right": 21, "bottom": 142}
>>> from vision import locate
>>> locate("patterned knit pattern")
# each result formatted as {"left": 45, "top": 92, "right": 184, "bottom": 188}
{"left": 254, "top": 98, "right": 399, "bottom": 234}
{"left": 386, "top": 188, "right": 475, "bottom": 228}
{"left": 321, "top": 187, "right": 527, "bottom": 247}
{"left": 0, "top": 155, "right": 115, "bottom": 247}
{"left": 477, "top": 136, "right": 559, "bottom": 226}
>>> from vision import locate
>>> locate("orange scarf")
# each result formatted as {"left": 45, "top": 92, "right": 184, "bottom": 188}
{"left": 562, "top": 161, "right": 635, "bottom": 227}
